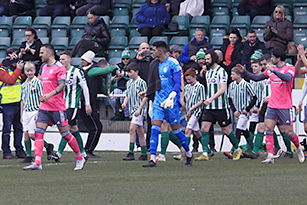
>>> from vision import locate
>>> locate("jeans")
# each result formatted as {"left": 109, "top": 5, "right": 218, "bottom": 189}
{"left": 1, "top": 103, "right": 25, "bottom": 156}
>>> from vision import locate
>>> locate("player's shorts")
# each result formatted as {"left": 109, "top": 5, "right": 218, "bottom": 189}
{"left": 151, "top": 103, "right": 181, "bottom": 125}
{"left": 131, "top": 114, "right": 144, "bottom": 126}
{"left": 259, "top": 102, "right": 268, "bottom": 123}
{"left": 236, "top": 114, "right": 249, "bottom": 130}
{"left": 201, "top": 109, "right": 231, "bottom": 127}
{"left": 249, "top": 113, "right": 259, "bottom": 123}
{"left": 186, "top": 114, "right": 200, "bottom": 131}
{"left": 265, "top": 107, "right": 293, "bottom": 125}
{"left": 22, "top": 110, "right": 38, "bottom": 134}
{"left": 303, "top": 105, "right": 307, "bottom": 123}
{"left": 67, "top": 108, "right": 79, "bottom": 126}
{"left": 37, "top": 109, "right": 69, "bottom": 127}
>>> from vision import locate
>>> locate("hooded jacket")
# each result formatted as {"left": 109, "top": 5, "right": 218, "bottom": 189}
{"left": 83, "top": 18, "right": 110, "bottom": 47}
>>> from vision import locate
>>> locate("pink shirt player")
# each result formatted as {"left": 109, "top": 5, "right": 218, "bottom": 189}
{"left": 263, "top": 64, "right": 295, "bottom": 109}
{"left": 40, "top": 62, "right": 66, "bottom": 111}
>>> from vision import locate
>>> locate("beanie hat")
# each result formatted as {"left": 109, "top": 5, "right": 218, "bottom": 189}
{"left": 250, "top": 49, "right": 263, "bottom": 60}
{"left": 121, "top": 49, "right": 131, "bottom": 59}
{"left": 81, "top": 50, "right": 95, "bottom": 63}
{"left": 196, "top": 48, "right": 206, "bottom": 61}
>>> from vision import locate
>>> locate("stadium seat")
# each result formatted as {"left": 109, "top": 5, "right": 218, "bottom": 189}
{"left": 70, "top": 28, "right": 84, "bottom": 40}
{"left": 210, "top": 36, "right": 223, "bottom": 49}
{"left": 35, "top": 0, "right": 47, "bottom": 9}
{"left": 110, "top": 28, "right": 127, "bottom": 37}
{"left": 109, "top": 16, "right": 129, "bottom": 33}
{"left": 40, "top": 37, "right": 49, "bottom": 44}
{"left": 236, "top": 28, "right": 247, "bottom": 37}
{"left": 35, "top": 28, "right": 48, "bottom": 38}
{"left": 113, "top": 7, "right": 129, "bottom": 16}
{"left": 0, "top": 37, "right": 11, "bottom": 49}
{"left": 109, "top": 57, "right": 121, "bottom": 65}
{"left": 210, "top": 15, "right": 230, "bottom": 30}
{"left": 129, "top": 36, "right": 148, "bottom": 49}
{"left": 231, "top": 7, "right": 239, "bottom": 16}
{"left": 33, "top": 16, "right": 51, "bottom": 28}
{"left": 129, "top": 27, "right": 140, "bottom": 38}
{"left": 212, "top": 0, "right": 232, "bottom": 7}
{"left": 251, "top": 16, "right": 271, "bottom": 29}
{"left": 293, "top": 15, "right": 307, "bottom": 28}
{"left": 169, "top": 36, "right": 188, "bottom": 46}
{"left": 149, "top": 36, "right": 168, "bottom": 45}
{"left": 51, "top": 28, "right": 68, "bottom": 38}
{"left": 0, "top": 16, "right": 12, "bottom": 37}
{"left": 190, "top": 16, "right": 210, "bottom": 30}
{"left": 51, "top": 16, "right": 70, "bottom": 38}
{"left": 113, "top": 0, "right": 132, "bottom": 9}
{"left": 11, "top": 38, "right": 24, "bottom": 49}
{"left": 101, "top": 16, "right": 110, "bottom": 27}
{"left": 109, "top": 36, "right": 128, "bottom": 49}
{"left": 293, "top": 6, "right": 307, "bottom": 17}
{"left": 71, "top": 16, "right": 88, "bottom": 28}
{"left": 230, "top": 16, "right": 250, "bottom": 28}
{"left": 212, "top": 6, "right": 229, "bottom": 16}
{"left": 209, "top": 28, "right": 227, "bottom": 40}
{"left": 254, "top": 28, "right": 264, "bottom": 41}
{"left": 68, "top": 37, "right": 81, "bottom": 49}
{"left": 108, "top": 49, "right": 124, "bottom": 59}
{"left": 232, "top": 0, "right": 241, "bottom": 7}
{"left": 171, "top": 16, "right": 189, "bottom": 31}
{"left": 131, "top": 7, "right": 139, "bottom": 19}
{"left": 71, "top": 57, "right": 81, "bottom": 67}
{"left": 13, "top": 28, "right": 26, "bottom": 39}
{"left": 294, "top": 36, "right": 307, "bottom": 47}
{"left": 0, "top": 49, "right": 7, "bottom": 58}
{"left": 13, "top": 16, "right": 32, "bottom": 29}
{"left": 132, "top": 0, "right": 146, "bottom": 9}
{"left": 0, "top": 28, "right": 9, "bottom": 37}
{"left": 51, "top": 37, "right": 68, "bottom": 50}
{"left": 294, "top": 28, "right": 307, "bottom": 38}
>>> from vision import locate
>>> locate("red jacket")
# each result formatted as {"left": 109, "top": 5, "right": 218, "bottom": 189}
{"left": 0, "top": 68, "right": 23, "bottom": 85}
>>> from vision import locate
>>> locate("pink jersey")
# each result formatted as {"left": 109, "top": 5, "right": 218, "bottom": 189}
{"left": 40, "top": 62, "right": 66, "bottom": 111}
{"left": 263, "top": 64, "right": 295, "bottom": 109}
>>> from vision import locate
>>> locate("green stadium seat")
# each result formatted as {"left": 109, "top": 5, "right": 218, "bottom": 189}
{"left": 35, "top": 0, "right": 47, "bottom": 9}
{"left": 51, "top": 37, "right": 68, "bottom": 50}
{"left": 132, "top": 0, "right": 146, "bottom": 9}
{"left": 209, "top": 28, "right": 227, "bottom": 40}
{"left": 254, "top": 28, "right": 264, "bottom": 41}
{"left": 212, "top": 6, "right": 229, "bottom": 16}
{"left": 11, "top": 38, "right": 24, "bottom": 49}
{"left": 101, "top": 16, "right": 110, "bottom": 27}
{"left": 212, "top": 0, "right": 232, "bottom": 8}
{"left": 109, "top": 57, "right": 121, "bottom": 65}
{"left": 109, "top": 16, "right": 129, "bottom": 31}
{"left": 232, "top": 0, "right": 241, "bottom": 7}
{"left": 110, "top": 28, "right": 127, "bottom": 37}
{"left": 108, "top": 49, "right": 124, "bottom": 59}
{"left": 52, "top": 16, "right": 71, "bottom": 28}
{"left": 51, "top": 28, "right": 68, "bottom": 38}
{"left": 129, "top": 36, "right": 148, "bottom": 49}
{"left": 0, "top": 49, "right": 7, "bottom": 58}
{"left": 230, "top": 16, "right": 250, "bottom": 28}
{"left": 210, "top": 36, "right": 223, "bottom": 49}
{"left": 33, "top": 16, "right": 51, "bottom": 29}
{"left": 236, "top": 28, "right": 248, "bottom": 37}
{"left": 131, "top": 7, "right": 139, "bottom": 19}
{"left": 13, "top": 28, "right": 26, "bottom": 39}
{"left": 129, "top": 27, "right": 140, "bottom": 38}
{"left": 172, "top": 15, "right": 189, "bottom": 31}
{"left": 113, "top": 0, "right": 132, "bottom": 9}
{"left": 71, "top": 57, "right": 81, "bottom": 67}
{"left": 210, "top": 15, "right": 230, "bottom": 30}
{"left": 13, "top": 16, "right": 32, "bottom": 29}
{"left": 113, "top": 7, "right": 129, "bottom": 16}
{"left": 169, "top": 36, "right": 188, "bottom": 46}
{"left": 0, "top": 16, "right": 13, "bottom": 28}
{"left": 70, "top": 28, "right": 84, "bottom": 39}
{"left": 294, "top": 6, "right": 307, "bottom": 17}
{"left": 0, "top": 37, "right": 11, "bottom": 49}
{"left": 109, "top": 36, "right": 128, "bottom": 49}
{"left": 0, "top": 29, "right": 9, "bottom": 37}
{"left": 149, "top": 36, "right": 168, "bottom": 45}
{"left": 69, "top": 37, "right": 81, "bottom": 49}
{"left": 294, "top": 36, "right": 307, "bottom": 47}
{"left": 293, "top": 15, "right": 307, "bottom": 28}
{"left": 294, "top": 28, "right": 307, "bottom": 38}
{"left": 40, "top": 37, "right": 49, "bottom": 44}
{"left": 36, "top": 28, "right": 48, "bottom": 38}
{"left": 190, "top": 16, "right": 210, "bottom": 30}
{"left": 251, "top": 16, "right": 271, "bottom": 29}
{"left": 71, "top": 16, "right": 87, "bottom": 28}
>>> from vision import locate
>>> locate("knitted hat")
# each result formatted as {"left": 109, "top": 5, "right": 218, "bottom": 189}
{"left": 121, "top": 49, "right": 131, "bottom": 59}
{"left": 196, "top": 48, "right": 206, "bottom": 61}
{"left": 250, "top": 49, "right": 263, "bottom": 60}
{"left": 81, "top": 50, "right": 95, "bottom": 63}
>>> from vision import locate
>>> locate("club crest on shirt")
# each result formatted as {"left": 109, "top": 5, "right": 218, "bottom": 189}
{"left": 49, "top": 69, "right": 54, "bottom": 74}
{"left": 163, "top": 67, "right": 168, "bottom": 73}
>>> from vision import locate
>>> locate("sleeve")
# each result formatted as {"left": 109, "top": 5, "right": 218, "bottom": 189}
{"left": 21, "top": 85, "right": 25, "bottom": 102}
{"left": 87, "top": 66, "right": 116, "bottom": 77}
{"left": 263, "top": 21, "right": 273, "bottom": 41}
{"left": 95, "top": 20, "right": 110, "bottom": 46}
{"left": 172, "top": 59, "right": 183, "bottom": 93}
{"left": 179, "top": 44, "right": 191, "bottom": 63}
{"left": 199, "top": 84, "right": 206, "bottom": 101}
{"left": 246, "top": 82, "right": 256, "bottom": 97}
{"left": 141, "top": 80, "right": 147, "bottom": 91}
{"left": 135, "top": 4, "right": 147, "bottom": 23}
{"left": 37, "top": 79, "right": 43, "bottom": 96}
{"left": 0, "top": 68, "right": 22, "bottom": 85}
{"left": 126, "top": 80, "right": 131, "bottom": 97}
{"left": 57, "top": 66, "right": 66, "bottom": 81}
{"left": 78, "top": 70, "right": 91, "bottom": 106}
{"left": 218, "top": 69, "right": 228, "bottom": 84}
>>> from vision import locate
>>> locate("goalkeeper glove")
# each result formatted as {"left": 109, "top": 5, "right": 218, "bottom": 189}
{"left": 160, "top": 91, "right": 177, "bottom": 109}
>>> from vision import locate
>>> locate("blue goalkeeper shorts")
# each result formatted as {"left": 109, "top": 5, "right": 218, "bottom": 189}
{"left": 151, "top": 103, "right": 181, "bottom": 125}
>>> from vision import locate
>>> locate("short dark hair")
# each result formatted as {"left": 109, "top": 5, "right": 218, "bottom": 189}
{"left": 206, "top": 50, "right": 219, "bottom": 64}
{"left": 60, "top": 51, "right": 71, "bottom": 58}
{"left": 272, "top": 47, "right": 286, "bottom": 61}
{"left": 153, "top": 41, "right": 168, "bottom": 52}
{"left": 248, "top": 29, "right": 256, "bottom": 34}
{"left": 126, "top": 62, "right": 140, "bottom": 72}
{"left": 87, "top": 10, "right": 97, "bottom": 16}
{"left": 97, "top": 59, "right": 108, "bottom": 67}
{"left": 41, "top": 43, "right": 55, "bottom": 55}
{"left": 251, "top": 59, "right": 261, "bottom": 65}
{"left": 260, "top": 53, "right": 271, "bottom": 61}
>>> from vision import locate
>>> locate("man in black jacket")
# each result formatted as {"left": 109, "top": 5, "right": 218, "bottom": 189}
{"left": 9, "top": 0, "right": 34, "bottom": 16}
{"left": 72, "top": 10, "right": 110, "bottom": 57}
{"left": 76, "top": 0, "right": 111, "bottom": 16}
{"left": 78, "top": 51, "right": 103, "bottom": 158}
{"left": 39, "top": 0, "right": 70, "bottom": 18}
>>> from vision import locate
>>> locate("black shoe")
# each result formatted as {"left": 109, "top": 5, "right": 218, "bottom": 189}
{"left": 142, "top": 160, "right": 156, "bottom": 167}
{"left": 283, "top": 152, "right": 293, "bottom": 158}
{"left": 192, "top": 148, "right": 198, "bottom": 152}
{"left": 50, "top": 153, "right": 61, "bottom": 162}
{"left": 138, "top": 155, "right": 148, "bottom": 161}
{"left": 185, "top": 155, "right": 193, "bottom": 167}
{"left": 209, "top": 152, "right": 214, "bottom": 157}
{"left": 210, "top": 148, "right": 217, "bottom": 152}
{"left": 20, "top": 156, "right": 33, "bottom": 163}
{"left": 86, "top": 152, "right": 102, "bottom": 158}
{"left": 16, "top": 153, "right": 26, "bottom": 159}
{"left": 123, "top": 153, "right": 135, "bottom": 161}
{"left": 46, "top": 144, "right": 54, "bottom": 160}
{"left": 243, "top": 151, "right": 259, "bottom": 159}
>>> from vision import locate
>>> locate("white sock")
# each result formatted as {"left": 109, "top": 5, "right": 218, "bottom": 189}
{"left": 56, "top": 152, "right": 62, "bottom": 158}
{"left": 180, "top": 147, "right": 186, "bottom": 156}
{"left": 186, "top": 151, "right": 192, "bottom": 158}
{"left": 267, "top": 153, "right": 274, "bottom": 159}
{"left": 202, "top": 152, "right": 208, "bottom": 157}
{"left": 150, "top": 154, "right": 156, "bottom": 162}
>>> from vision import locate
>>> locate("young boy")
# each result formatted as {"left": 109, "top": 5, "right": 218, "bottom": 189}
{"left": 182, "top": 69, "right": 207, "bottom": 161}
{"left": 228, "top": 66, "right": 257, "bottom": 158}
{"left": 121, "top": 62, "right": 148, "bottom": 160}
{"left": 20, "top": 61, "right": 54, "bottom": 163}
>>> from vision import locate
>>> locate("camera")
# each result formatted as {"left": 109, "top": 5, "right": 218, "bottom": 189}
{"left": 140, "top": 51, "right": 152, "bottom": 57}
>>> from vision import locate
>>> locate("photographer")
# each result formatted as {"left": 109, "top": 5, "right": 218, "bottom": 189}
{"left": 0, "top": 50, "right": 26, "bottom": 159}
{"left": 109, "top": 50, "right": 131, "bottom": 120}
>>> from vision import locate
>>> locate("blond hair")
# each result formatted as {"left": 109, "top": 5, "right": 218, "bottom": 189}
{"left": 24, "top": 61, "right": 36, "bottom": 71}
{"left": 274, "top": 5, "right": 286, "bottom": 20}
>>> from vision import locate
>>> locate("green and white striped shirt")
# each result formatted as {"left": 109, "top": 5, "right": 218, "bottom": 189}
{"left": 65, "top": 66, "right": 87, "bottom": 109}
{"left": 228, "top": 79, "right": 256, "bottom": 112}
{"left": 184, "top": 81, "right": 205, "bottom": 118}
{"left": 262, "top": 78, "right": 271, "bottom": 98}
{"left": 21, "top": 76, "right": 42, "bottom": 112}
{"left": 126, "top": 76, "right": 147, "bottom": 117}
{"left": 205, "top": 65, "right": 228, "bottom": 109}
{"left": 249, "top": 79, "right": 264, "bottom": 108}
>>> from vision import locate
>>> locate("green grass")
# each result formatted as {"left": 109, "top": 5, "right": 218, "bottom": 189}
{"left": 1, "top": 152, "right": 307, "bottom": 205}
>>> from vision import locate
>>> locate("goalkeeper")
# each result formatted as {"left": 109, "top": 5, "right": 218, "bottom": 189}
{"left": 142, "top": 41, "right": 192, "bottom": 168}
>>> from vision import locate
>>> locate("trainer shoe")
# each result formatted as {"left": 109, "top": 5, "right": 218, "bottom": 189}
{"left": 283, "top": 151, "right": 293, "bottom": 158}
{"left": 50, "top": 153, "right": 61, "bottom": 162}
{"left": 23, "top": 162, "right": 42, "bottom": 170}
{"left": 46, "top": 143, "right": 54, "bottom": 160}
{"left": 185, "top": 155, "right": 193, "bottom": 167}
{"left": 138, "top": 155, "right": 148, "bottom": 161}
{"left": 156, "top": 154, "right": 166, "bottom": 162}
{"left": 223, "top": 152, "right": 233, "bottom": 159}
{"left": 74, "top": 157, "right": 86, "bottom": 171}
{"left": 233, "top": 149, "right": 243, "bottom": 161}
{"left": 195, "top": 154, "right": 209, "bottom": 161}
{"left": 82, "top": 152, "right": 88, "bottom": 162}
{"left": 123, "top": 152, "right": 135, "bottom": 161}
{"left": 296, "top": 146, "right": 305, "bottom": 164}
{"left": 142, "top": 160, "right": 156, "bottom": 168}
{"left": 273, "top": 149, "right": 283, "bottom": 159}
{"left": 20, "top": 156, "right": 33, "bottom": 163}
{"left": 173, "top": 154, "right": 182, "bottom": 160}
{"left": 261, "top": 158, "right": 274, "bottom": 164}
{"left": 243, "top": 151, "right": 259, "bottom": 159}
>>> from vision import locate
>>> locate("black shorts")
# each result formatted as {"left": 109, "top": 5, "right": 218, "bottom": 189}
{"left": 201, "top": 109, "right": 231, "bottom": 127}
{"left": 259, "top": 102, "right": 268, "bottom": 123}
{"left": 67, "top": 108, "right": 79, "bottom": 126}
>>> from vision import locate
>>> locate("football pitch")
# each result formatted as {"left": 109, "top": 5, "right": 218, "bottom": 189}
{"left": 1, "top": 151, "right": 307, "bottom": 205}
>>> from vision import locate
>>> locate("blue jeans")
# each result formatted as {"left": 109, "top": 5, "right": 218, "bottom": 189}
{"left": 1, "top": 103, "right": 24, "bottom": 156}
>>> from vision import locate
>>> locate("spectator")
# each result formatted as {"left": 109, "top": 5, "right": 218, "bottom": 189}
{"left": 0, "top": 52, "right": 26, "bottom": 159}
{"left": 9, "top": 0, "right": 34, "bottom": 16}
{"left": 39, "top": 0, "right": 70, "bottom": 18}
{"left": 238, "top": 0, "right": 272, "bottom": 20}
{"left": 220, "top": 29, "right": 243, "bottom": 79}
{"left": 180, "top": 28, "right": 212, "bottom": 70}
{"left": 161, "top": 0, "right": 183, "bottom": 16}
{"left": 72, "top": 10, "right": 110, "bottom": 57}
{"left": 169, "top": 44, "right": 183, "bottom": 60}
{"left": 264, "top": 5, "right": 293, "bottom": 53}
{"left": 242, "top": 29, "right": 267, "bottom": 72}
{"left": 178, "top": 0, "right": 204, "bottom": 17}
{"left": 0, "top": 0, "right": 9, "bottom": 16}
{"left": 18, "top": 28, "right": 43, "bottom": 64}
{"left": 110, "top": 50, "right": 131, "bottom": 120}
{"left": 136, "top": 0, "right": 170, "bottom": 39}
{"left": 75, "top": 0, "right": 112, "bottom": 16}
